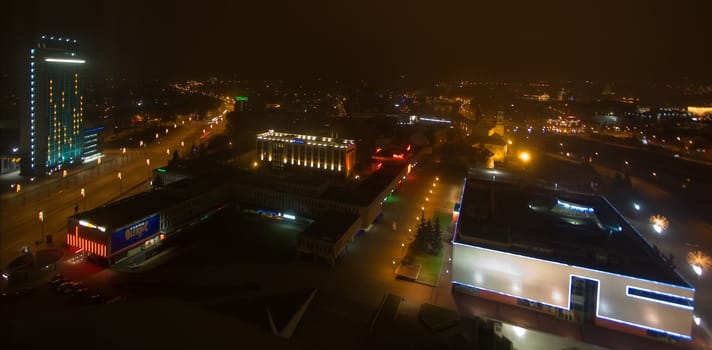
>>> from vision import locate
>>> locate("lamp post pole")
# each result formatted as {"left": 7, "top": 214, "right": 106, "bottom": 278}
{"left": 118, "top": 172, "right": 122, "bottom": 194}
{"left": 15, "top": 183, "right": 21, "bottom": 207}
{"left": 146, "top": 158, "right": 151, "bottom": 184}
{"left": 38, "top": 210, "right": 45, "bottom": 244}
{"left": 80, "top": 188, "right": 86, "bottom": 212}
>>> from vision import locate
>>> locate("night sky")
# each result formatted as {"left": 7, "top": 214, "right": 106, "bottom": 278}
{"left": 4, "top": 0, "right": 712, "bottom": 83}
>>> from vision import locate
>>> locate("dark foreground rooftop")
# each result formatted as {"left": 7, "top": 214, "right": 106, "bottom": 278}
{"left": 454, "top": 178, "right": 690, "bottom": 287}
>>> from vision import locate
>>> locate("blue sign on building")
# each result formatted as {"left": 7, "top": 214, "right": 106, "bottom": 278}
{"left": 111, "top": 215, "right": 160, "bottom": 254}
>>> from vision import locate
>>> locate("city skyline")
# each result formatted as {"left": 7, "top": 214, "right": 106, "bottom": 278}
{"left": 3, "top": 0, "right": 712, "bottom": 84}
{"left": 2, "top": 2, "right": 712, "bottom": 349}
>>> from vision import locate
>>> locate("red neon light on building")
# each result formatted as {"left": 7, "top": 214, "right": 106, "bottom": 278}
{"left": 67, "top": 227, "right": 107, "bottom": 257}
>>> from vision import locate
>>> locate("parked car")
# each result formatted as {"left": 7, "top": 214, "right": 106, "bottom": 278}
{"left": 56, "top": 281, "right": 77, "bottom": 294}
{"left": 50, "top": 278, "right": 67, "bottom": 288}
{"left": 106, "top": 296, "right": 126, "bottom": 304}
{"left": 72, "top": 287, "right": 89, "bottom": 297}
{"left": 16, "top": 287, "right": 35, "bottom": 296}
{"left": 50, "top": 274, "right": 64, "bottom": 283}
{"left": 87, "top": 294, "right": 103, "bottom": 305}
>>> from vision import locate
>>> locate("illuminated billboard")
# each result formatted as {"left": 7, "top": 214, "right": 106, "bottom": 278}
{"left": 111, "top": 214, "right": 160, "bottom": 254}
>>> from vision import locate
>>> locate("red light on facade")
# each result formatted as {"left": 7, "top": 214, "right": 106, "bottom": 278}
{"left": 160, "top": 234, "right": 165, "bottom": 241}
{"left": 375, "top": 148, "right": 382, "bottom": 154}
{"left": 406, "top": 144, "right": 411, "bottom": 151}
{"left": 66, "top": 233, "right": 106, "bottom": 257}
{"left": 392, "top": 153, "right": 404, "bottom": 159}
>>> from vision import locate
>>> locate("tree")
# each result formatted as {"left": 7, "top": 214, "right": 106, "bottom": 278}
{"left": 414, "top": 211, "right": 445, "bottom": 255}
{"left": 168, "top": 149, "right": 180, "bottom": 166}
{"left": 430, "top": 216, "right": 443, "bottom": 255}
{"left": 414, "top": 210, "right": 429, "bottom": 253}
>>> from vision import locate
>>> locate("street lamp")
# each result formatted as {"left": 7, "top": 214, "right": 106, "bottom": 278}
{"left": 15, "top": 183, "right": 21, "bottom": 206}
{"left": 519, "top": 151, "right": 531, "bottom": 162}
{"left": 146, "top": 158, "right": 152, "bottom": 182}
{"left": 649, "top": 214, "right": 668, "bottom": 234}
{"left": 80, "top": 188, "right": 86, "bottom": 211}
{"left": 38, "top": 210, "right": 45, "bottom": 244}
{"left": 687, "top": 251, "right": 711, "bottom": 278}
{"left": 118, "top": 172, "right": 122, "bottom": 194}
{"left": 62, "top": 169, "right": 67, "bottom": 188}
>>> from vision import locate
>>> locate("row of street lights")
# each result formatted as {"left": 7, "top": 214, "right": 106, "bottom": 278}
{"left": 395, "top": 175, "right": 440, "bottom": 275}
{"left": 26, "top": 123, "right": 190, "bottom": 249}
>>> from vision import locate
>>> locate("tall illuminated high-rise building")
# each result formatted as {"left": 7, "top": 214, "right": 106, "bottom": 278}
{"left": 21, "top": 35, "right": 85, "bottom": 177}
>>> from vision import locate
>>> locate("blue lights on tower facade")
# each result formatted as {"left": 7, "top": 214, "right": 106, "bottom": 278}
{"left": 22, "top": 36, "right": 86, "bottom": 176}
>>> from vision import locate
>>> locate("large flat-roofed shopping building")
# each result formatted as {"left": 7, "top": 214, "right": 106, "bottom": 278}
{"left": 451, "top": 178, "right": 696, "bottom": 343}
{"left": 256, "top": 130, "right": 356, "bottom": 177}
{"left": 67, "top": 179, "right": 231, "bottom": 265}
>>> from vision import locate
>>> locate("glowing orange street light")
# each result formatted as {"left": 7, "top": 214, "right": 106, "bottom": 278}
{"left": 688, "top": 251, "right": 711, "bottom": 277}
{"left": 38, "top": 210, "right": 45, "bottom": 243}
{"left": 519, "top": 151, "right": 531, "bottom": 162}
{"left": 80, "top": 188, "right": 86, "bottom": 211}
{"left": 649, "top": 214, "right": 668, "bottom": 234}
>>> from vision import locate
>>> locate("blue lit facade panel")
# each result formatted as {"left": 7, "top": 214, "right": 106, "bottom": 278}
{"left": 110, "top": 214, "right": 160, "bottom": 255}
